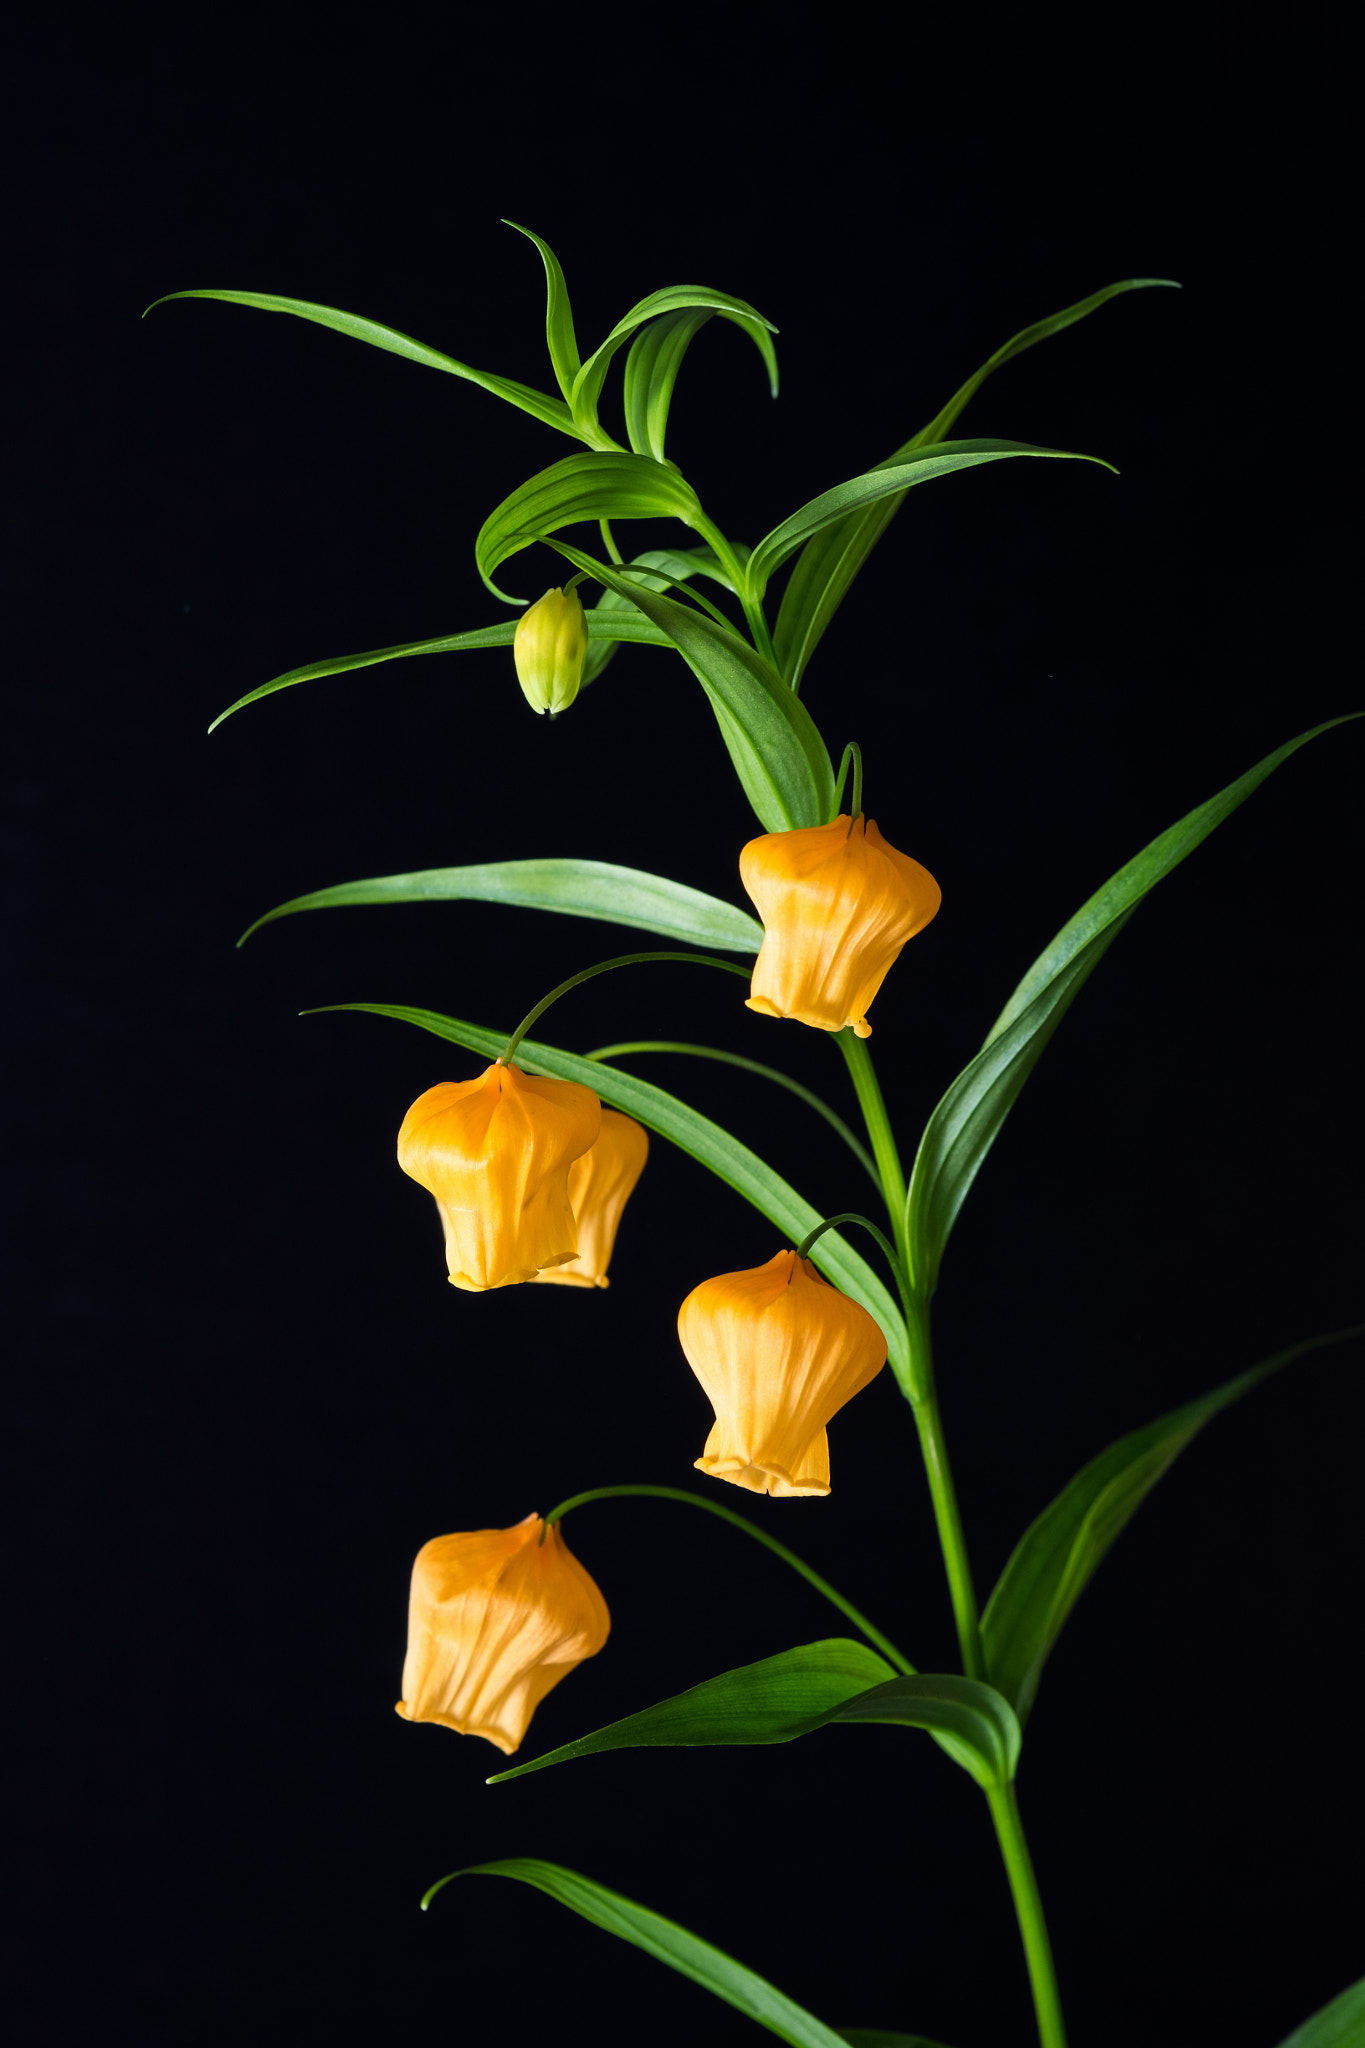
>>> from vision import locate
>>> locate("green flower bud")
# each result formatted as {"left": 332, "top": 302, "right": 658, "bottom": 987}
{"left": 513, "top": 586, "right": 589, "bottom": 715}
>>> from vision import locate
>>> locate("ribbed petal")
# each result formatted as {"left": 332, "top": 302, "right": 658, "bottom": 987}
{"left": 398, "top": 1064, "right": 600, "bottom": 1290}
{"left": 679, "top": 1251, "right": 887, "bottom": 1497}
{"left": 532, "top": 1110, "right": 649, "bottom": 1291}
{"left": 740, "top": 816, "right": 940, "bottom": 1036}
{"left": 396, "top": 1515, "right": 610, "bottom": 1754}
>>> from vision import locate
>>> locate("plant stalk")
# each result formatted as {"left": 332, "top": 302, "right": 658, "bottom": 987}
{"left": 836, "top": 1033, "right": 908, "bottom": 1238}
{"left": 985, "top": 1783, "right": 1069, "bottom": 2048}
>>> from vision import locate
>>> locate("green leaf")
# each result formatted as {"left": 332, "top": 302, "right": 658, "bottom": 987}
{"left": 580, "top": 546, "right": 740, "bottom": 687}
{"left": 320, "top": 1003, "right": 912, "bottom": 1396}
{"left": 982, "top": 1327, "right": 1365, "bottom": 1723}
{"left": 571, "top": 284, "right": 778, "bottom": 428}
{"left": 623, "top": 308, "right": 715, "bottom": 462}
{"left": 425, "top": 1859, "right": 851, "bottom": 2048}
{"left": 746, "top": 438, "right": 1112, "bottom": 605}
{"left": 904, "top": 715, "right": 1362, "bottom": 1294}
{"left": 503, "top": 220, "right": 581, "bottom": 403}
{"left": 489, "top": 1641, "right": 1018, "bottom": 1793}
{"left": 911, "top": 277, "right": 1180, "bottom": 449}
{"left": 488, "top": 1639, "right": 895, "bottom": 1780}
{"left": 206, "top": 613, "right": 672, "bottom": 732}
{"left": 829, "top": 1673, "right": 1021, "bottom": 1790}
{"left": 240, "top": 858, "right": 765, "bottom": 949}
{"left": 475, "top": 451, "right": 705, "bottom": 602}
{"left": 544, "top": 539, "right": 836, "bottom": 831}
{"left": 773, "top": 278, "right": 1177, "bottom": 691}
{"left": 1274, "top": 1973, "right": 1365, "bottom": 2048}
{"left": 144, "top": 288, "right": 584, "bottom": 440}
{"left": 585, "top": 1040, "right": 880, "bottom": 1189}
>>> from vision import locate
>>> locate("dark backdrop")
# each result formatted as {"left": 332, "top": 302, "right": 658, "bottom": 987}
{"left": 8, "top": 13, "right": 1362, "bottom": 2048}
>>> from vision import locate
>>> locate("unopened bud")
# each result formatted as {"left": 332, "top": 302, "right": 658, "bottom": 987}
{"left": 513, "top": 587, "right": 589, "bottom": 715}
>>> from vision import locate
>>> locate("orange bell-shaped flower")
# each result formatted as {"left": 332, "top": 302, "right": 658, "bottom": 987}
{"left": 396, "top": 1512, "right": 610, "bottom": 1755}
{"left": 397, "top": 1062, "right": 601, "bottom": 1291}
{"left": 678, "top": 1249, "right": 888, "bottom": 1496}
{"left": 531, "top": 1109, "right": 650, "bottom": 1291}
{"left": 740, "top": 814, "right": 941, "bottom": 1037}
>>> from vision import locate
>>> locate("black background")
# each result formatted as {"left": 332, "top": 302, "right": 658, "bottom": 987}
{"left": 8, "top": 11, "right": 1362, "bottom": 2047}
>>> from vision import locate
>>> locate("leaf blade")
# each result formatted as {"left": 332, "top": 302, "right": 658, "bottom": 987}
{"left": 748, "top": 439, "right": 1113, "bottom": 602}
{"left": 475, "top": 451, "right": 704, "bottom": 601}
{"left": 905, "top": 716, "right": 1362, "bottom": 1292}
{"left": 982, "top": 1327, "right": 1365, "bottom": 1722}
{"left": 623, "top": 308, "right": 714, "bottom": 461}
{"left": 239, "top": 858, "right": 764, "bottom": 950}
{"left": 145, "top": 288, "right": 579, "bottom": 437}
{"left": 572, "top": 284, "right": 778, "bottom": 423}
{"left": 545, "top": 539, "right": 836, "bottom": 831}
{"left": 321, "top": 1003, "right": 912, "bottom": 1395}
{"left": 1274, "top": 1973, "right": 1365, "bottom": 2048}
{"left": 503, "top": 220, "right": 581, "bottom": 402}
{"left": 427, "top": 1859, "right": 851, "bottom": 2048}
{"left": 488, "top": 1639, "right": 895, "bottom": 1781}
{"left": 772, "top": 279, "right": 1176, "bottom": 689}
{"left": 488, "top": 1643, "right": 1018, "bottom": 1793}
{"left": 206, "top": 613, "right": 672, "bottom": 730}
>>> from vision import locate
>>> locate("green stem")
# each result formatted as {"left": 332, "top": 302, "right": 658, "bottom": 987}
{"left": 985, "top": 1783, "right": 1069, "bottom": 2048}
{"left": 500, "top": 951, "right": 749, "bottom": 1066}
{"left": 832, "top": 741, "right": 863, "bottom": 823}
{"left": 741, "top": 593, "right": 779, "bottom": 669}
{"left": 543, "top": 1484, "right": 915, "bottom": 1676}
{"left": 907, "top": 1293, "right": 984, "bottom": 1677}
{"left": 836, "top": 1033, "right": 908, "bottom": 1242}
{"left": 691, "top": 513, "right": 778, "bottom": 668}
{"left": 583, "top": 1040, "right": 881, "bottom": 1191}
{"left": 794, "top": 1210, "right": 907, "bottom": 1295}
{"left": 598, "top": 517, "right": 624, "bottom": 564}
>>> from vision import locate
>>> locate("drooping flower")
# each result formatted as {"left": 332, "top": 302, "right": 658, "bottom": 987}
{"left": 396, "top": 1512, "right": 610, "bottom": 1755}
{"left": 678, "top": 1249, "right": 888, "bottom": 1496}
{"left": 739, "top": 814, "right": 941, "bottom": 1038}
{"left": 398, "top": 1062, "right": 601, "bottom": 1291}
{"left": 514, "top": 586, "right": 590, "bottom": 714}
{"left": 531, "top": 1108, "right": 650, "bottom": 1291}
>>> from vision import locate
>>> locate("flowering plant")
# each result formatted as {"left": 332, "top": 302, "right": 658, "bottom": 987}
{"left": 153, "top": 229, "right": 1362, "bottom": 2048}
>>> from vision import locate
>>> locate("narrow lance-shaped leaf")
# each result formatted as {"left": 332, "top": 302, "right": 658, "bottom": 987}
{"left": 623, "top": 308, "right": 715, "bottom": 462}
{"left": 904, "top": 715, "right": 1362, "bottom": 1294}
{"left": 239, "top": 857, "right": 764, "bottom": 950}
{"left": 206, "top": 613, "right": 672, "bottom": 731}
{"left": 424, "top": 1859, "right": 852, "bottom": 2048}
{"left": 1273, "top": 1972, "right": 1365, "bottom": 2048}
{"left": 581, "top": 546, "right": 740, "bottom": 687}
{"left": 503, "top": 220, "right": 581, "bottom": 403}
{"left": 745, "top": 438, "right": 1114, "bottom": 603}
{"left": 773, "top": 278, "right": 1177, "bottom": 689}
{"left": 144, "top": 288, "right": 586, "bottom": 441}
{"left": 570, "top": 284, "right": 778, "bottom": 428}
{"left": 490, "top": 1640, "right": 894, "bottom": 1776}
{"left": 982, "top": 1327, "right": 1364, "bottom": 1722}
{"left": 544, "top": 538, "right": 836, "bottom": 832}
{"left": 318, "top": 1004, "right": 912, "bottom": 1395}
{"left": 475, "top": 451, "right": 705, "bottom": 602}
{"left": 489, "top": 1643, "right": 1020, "bottom": 1793}
{"left": 588, "top": 1041, "right": 879, "bottom": 1189}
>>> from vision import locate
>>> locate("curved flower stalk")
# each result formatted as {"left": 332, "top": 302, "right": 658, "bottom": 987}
{"left": 741, "top": 814, "right": 941, "bottom": 1037}
{"left": 678, "top": 1250, "right": 888, "bottom": 1496}
{"left": 397, "top": 1513, "right": 609, "bottom": 1755}
{"left": 531, "top": 1109, "right": 649, "bottom": 1291}
{"left": 397, "top": 1062, "right": 600, "bottom": 1290}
